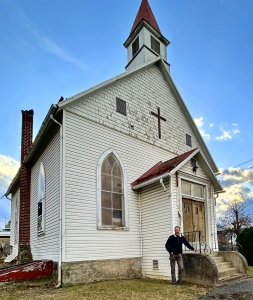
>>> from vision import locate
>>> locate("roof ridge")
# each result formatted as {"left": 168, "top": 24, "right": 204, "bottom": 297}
{"left": 130, "top": 0, "right": 161, "bottom": 34}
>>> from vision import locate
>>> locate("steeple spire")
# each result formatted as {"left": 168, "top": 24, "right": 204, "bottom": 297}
{"left": 124, "top": 0, "right": 170, "bottom": 72}
{"left": 131, "top": 0, "right": 161, "bottom": 34}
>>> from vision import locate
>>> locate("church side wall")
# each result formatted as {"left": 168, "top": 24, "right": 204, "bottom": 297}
{"left": 63, "top": 112, "right": 174, "bottom": 263}
{"left": 30, "top": 131, "right": 60, "bottom": 261}
{"left": 140, "top": 179, "right": 171, "bottom": 280}
{"left": 9, "top": 190, "right": 20, "bottom": 256}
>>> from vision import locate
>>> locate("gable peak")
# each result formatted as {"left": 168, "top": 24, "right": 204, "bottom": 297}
{"left": 130, "top": 0, "right": 161, "bottom": 34}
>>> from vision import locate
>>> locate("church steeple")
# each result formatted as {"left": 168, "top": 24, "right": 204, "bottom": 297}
{"left": 124, "top": 0, "right": 170, "bottom": 72}
{"left": 130, "top": 0, "right": 161, "bottom": 34}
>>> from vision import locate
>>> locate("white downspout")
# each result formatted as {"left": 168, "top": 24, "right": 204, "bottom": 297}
{"left": 139, "top": 192, "right": 143, "bottom": 272}
{"left": 50, "top": 114, "right": 63, "bottom": 288}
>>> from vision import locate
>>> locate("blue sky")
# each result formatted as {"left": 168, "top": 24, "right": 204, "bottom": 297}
{"left": 0, "top": 0, "right": 253, "bottom": 229}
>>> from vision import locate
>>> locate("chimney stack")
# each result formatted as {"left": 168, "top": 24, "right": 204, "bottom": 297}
{"left": 18, "top": 110, "right": 34, "bottom": 263}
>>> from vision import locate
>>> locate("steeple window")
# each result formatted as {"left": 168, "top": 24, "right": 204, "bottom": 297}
{"left": 132, "top": 36, "right": 139, "bottom": 57}
{"left": 151, "top": 36, "right": 160, "bottom": 55}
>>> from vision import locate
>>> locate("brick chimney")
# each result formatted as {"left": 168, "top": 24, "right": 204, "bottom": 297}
{"left": 18, "top": 110, "right": 34, "bottom": 263}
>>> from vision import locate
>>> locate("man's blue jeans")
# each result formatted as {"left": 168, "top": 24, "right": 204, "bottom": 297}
{"left": 170, "top": 253, "right": 183, "bottom": 283}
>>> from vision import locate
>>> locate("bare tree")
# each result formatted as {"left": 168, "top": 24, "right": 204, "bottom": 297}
{"left": 217, "top": 199, "right": 252, "bottom": 236}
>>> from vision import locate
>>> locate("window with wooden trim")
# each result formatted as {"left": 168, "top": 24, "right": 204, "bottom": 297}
{"left": 151, "top": 36, "right": 160, "bottom": 55}
{"left": 186, "top": 134, "right": 192, "bottom": 147}
{"left": 182, "top": 180, "right": 204, "bottom": 199}
{"left": 101, "top": 153, "right": 124, "bottom": 227}
{"left": 38, "top": 162, "right": 45, "bottom": 233}
{"left": 116, "top": 98, "right": 127, "bottom": 116}
{"left": 132, "top": 36, "right": 139, "bottom": 57}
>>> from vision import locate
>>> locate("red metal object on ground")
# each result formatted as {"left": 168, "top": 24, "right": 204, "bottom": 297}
{"left": 0, "top": 260, "right": 53, "bottom": 282}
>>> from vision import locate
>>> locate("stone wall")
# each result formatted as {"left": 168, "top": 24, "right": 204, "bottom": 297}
{"left": 62, "top": 257, "right": 142, "bottom": 285}
{"left": 182, "top": 253, "right": 219, "bottom": 286}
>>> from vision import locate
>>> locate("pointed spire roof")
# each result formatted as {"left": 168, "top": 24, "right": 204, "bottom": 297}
{"left": 130, "top": 0, "right": 161, "bottom": 34}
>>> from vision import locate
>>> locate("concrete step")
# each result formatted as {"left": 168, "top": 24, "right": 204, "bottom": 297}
{"left": 218, "top": 267, "right": 239, "bottom": 279}
{"left": 210, "top": 251, "right": 219, "bottom": 257}
{"left": 211, "top": 256, "right": 224, "bottom": 264}
{"left": 216, "top": 262, "right": 232, "bottom": 271}
{"left": 217, "top": 273, "right": 248, "bottom": 286}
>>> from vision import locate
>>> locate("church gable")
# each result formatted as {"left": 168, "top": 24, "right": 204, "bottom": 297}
{"left": 63, "top": 62, "right": 208, "bottom": 162}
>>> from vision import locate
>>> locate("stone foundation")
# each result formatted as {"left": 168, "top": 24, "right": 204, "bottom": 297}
{"left": 62, "top": 257, "right": 142, "bottom": 285}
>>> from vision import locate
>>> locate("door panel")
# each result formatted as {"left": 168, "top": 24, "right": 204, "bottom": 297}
{"left": 182, "top": 198, "right": 206, "bottom": 241}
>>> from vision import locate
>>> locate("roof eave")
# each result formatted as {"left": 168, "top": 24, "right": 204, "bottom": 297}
{"left": 124, "top": 20, "right": 169, "bottom": 48}
{"left": 132, "top": 171, "right": 172, "bottom": 190}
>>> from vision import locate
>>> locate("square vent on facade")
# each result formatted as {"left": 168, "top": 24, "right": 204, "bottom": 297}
{"left": 153, "top": 260, "right": 159, "bottom": 270}
{"left": 116, "top": 98, "right": 127, "bottom": 116}
{"left": 186, "top": 134, "right": 192, "bottom": 147}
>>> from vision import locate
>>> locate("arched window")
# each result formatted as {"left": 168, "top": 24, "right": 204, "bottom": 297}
{"left": 38, "top": 162, "right": 45, "bottom": 233}
{"left": 97, "top": 149, "right": 128, "bottom": 229}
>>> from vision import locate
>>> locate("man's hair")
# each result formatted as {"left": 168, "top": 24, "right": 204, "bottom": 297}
{"left": 174, "top": 226, "right": 180, "bottom": 230}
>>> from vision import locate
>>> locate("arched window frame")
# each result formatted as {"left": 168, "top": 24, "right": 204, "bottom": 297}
{"left": 38, "top": 162, "right": 46, "bottom": 234}
{"left": 97, "top": 148, "right": 128, "bottom": 230}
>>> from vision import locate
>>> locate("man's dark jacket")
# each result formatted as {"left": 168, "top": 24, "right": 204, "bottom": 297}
{"left": 165, "top": 235, "right": 194, "bottom": 254}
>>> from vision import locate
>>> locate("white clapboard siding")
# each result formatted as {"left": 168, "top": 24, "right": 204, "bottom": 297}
{"left": 63, "top": 112, "right": 176, "bottom": 262}
{"left": 9, "top": 190, "right": 20, "bottom": 255}
{"left": 140, "top": 179, "right": 171, "bottom": 279}
{"left": 30, "top": 132, "right": 60, "bottom": 261}
{"left": 66, "top": 64, "right": 211, "bottom": 166}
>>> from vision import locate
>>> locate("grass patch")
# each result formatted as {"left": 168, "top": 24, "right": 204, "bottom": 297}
{"left": 0, "top": 279, "right": 212, "bottom": 300}
{"left": 249, "top": 266, "right": 253, "bottom": 278}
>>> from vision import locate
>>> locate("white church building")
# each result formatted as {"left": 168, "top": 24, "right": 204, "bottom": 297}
{"left": 5, "top": 0, "right": 223, "bottom": 284}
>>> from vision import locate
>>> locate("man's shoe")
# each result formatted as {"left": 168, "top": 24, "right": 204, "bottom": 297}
{"left": 178, "top": 282, "right": 184, "bottom": 286}
{"left": 171, "top": 282, "right": 177, "bottom": 285}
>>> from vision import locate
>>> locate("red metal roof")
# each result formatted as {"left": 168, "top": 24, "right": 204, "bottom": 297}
{"left": 130, "top": 0, "right": 161, "bottom": 34}
{"left": 131, "top": 148, "right": 198, "bottom": 187}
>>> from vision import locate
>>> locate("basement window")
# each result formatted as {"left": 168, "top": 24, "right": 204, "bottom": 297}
{"left": 38, "top": 162, "right": 45, "bottom": 233}
{"left": 153, "top": 260, "right": 159, "bottom": 270}
{"left": 151, "top": 36, "right": 160, "bottom": 55}
{"left": 132, "top": 36, "right": 139, "bottom": 57}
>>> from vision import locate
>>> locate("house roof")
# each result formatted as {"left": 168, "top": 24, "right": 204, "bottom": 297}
{"left": 130, "top": 0, "right": 161, "bottom": 34}
{"left": 131, "top": 148, "right": 224, "bottom": 192}
{"left": 131, "top": 148, "right": 198, "bottom": 187}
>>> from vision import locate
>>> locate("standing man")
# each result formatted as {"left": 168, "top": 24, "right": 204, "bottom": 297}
{"left": 165, "top": 226, "right": 197, "bottom": 286}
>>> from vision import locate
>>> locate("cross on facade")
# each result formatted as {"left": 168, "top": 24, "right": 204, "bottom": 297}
{"left": 151, "top": 107, "right": 166, "bottom": 139}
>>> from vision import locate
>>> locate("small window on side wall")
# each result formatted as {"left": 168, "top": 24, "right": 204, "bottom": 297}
{"left": 116, "top": 98, "right": 127, "bottom": 116}
{"left": 38, "top": 162, "right": 45, "bottom": 233}
{"left": 132, "top": 36, "right": 139, "bottom": 57}
{"left": 186, "top": 134, "right": 192, "bottom": 147}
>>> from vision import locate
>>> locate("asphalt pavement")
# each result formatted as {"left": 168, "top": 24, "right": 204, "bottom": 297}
{"left": 199, "top": 278, "right": 253, "bottom": 300}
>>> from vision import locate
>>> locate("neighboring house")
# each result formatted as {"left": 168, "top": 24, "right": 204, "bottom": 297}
{"left": 5, "top": 0, "right": 223, "bottom": 284}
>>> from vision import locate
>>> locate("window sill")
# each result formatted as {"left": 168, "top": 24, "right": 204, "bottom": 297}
{"left": 97, "top": 226, "right": 129, "bottom": 231}
{"left": 37, "top": 231, "right": 45, "bottom": 236}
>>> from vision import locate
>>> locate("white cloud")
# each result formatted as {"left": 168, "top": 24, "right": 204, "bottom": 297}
{"left": 199, "top": 129, "right": 210, "bottom": 140}
{"left": 216, "top": 129, "right": 232, "bottom": 140}
{"left": 194, "top": 117, "right": 203, "bottom": 128}
{"left": 194, "top": 117, "right": 210, "bottom": 140}
{"left": 216, "top": 167, "right": 253, "bottom": 217}
{"left": 232, "top": 123, "right": 238, "bottom": 126}
{"left": 0, "top": 155, "right": 20, "bottom": 195}
{"left": 233, "top": 129, "right": 240, "bottom": 134}
{"left": 7, "top": 0, "right": 86, "bottom": 70}
{"left": 209, "top": 123, "right": 214, "bottom": 127}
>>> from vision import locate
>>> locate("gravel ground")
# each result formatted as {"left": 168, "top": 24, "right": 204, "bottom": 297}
{"left": 199, "top": 278, "right": 253, "bottom": 300}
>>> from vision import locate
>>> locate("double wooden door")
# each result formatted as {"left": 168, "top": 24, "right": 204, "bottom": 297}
{"left": 182, "top": 198, "right": 206, "bottom": 240}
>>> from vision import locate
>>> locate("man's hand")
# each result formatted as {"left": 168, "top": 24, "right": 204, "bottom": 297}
{"left": 194, "top": 248, "right": 197, "bottom": 252}
{"left": 170, "top": 252, "right": 173, "bottom": 255}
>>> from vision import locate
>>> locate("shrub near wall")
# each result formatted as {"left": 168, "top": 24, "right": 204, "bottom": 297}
{"left": 237, "top": 227, "right": 253, "bottom": 266}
